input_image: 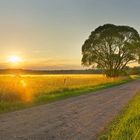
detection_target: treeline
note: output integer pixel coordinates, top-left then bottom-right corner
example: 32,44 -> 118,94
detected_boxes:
0,67 -> 139,75
0,69 -> 102,75
127,66 -> 140,75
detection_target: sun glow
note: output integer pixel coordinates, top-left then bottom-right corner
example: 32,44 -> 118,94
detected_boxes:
8,55 -> 22,64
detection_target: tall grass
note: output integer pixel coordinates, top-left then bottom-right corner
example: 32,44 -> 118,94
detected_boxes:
99,92 -> 140,140
0,74 -> 126,102
0,74 -> 134,113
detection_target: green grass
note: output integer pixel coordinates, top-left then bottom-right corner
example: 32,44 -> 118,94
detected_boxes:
99,91 -> 140,140
0,77 -> 134,114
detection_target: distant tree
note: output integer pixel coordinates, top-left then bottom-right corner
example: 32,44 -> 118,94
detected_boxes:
82,24 -> 140,77
130,66 -> 140,75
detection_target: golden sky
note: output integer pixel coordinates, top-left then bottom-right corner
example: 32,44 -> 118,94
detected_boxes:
0,0 -> 140,69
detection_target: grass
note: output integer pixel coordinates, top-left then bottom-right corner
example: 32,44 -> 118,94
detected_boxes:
0,74 -> 138,113
99,91 -> 140,140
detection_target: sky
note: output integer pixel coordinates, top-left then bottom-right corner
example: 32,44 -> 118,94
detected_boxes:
0,0 -> 140,70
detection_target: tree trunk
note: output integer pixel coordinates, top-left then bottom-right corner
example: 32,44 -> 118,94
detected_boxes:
105,69 -> 120,77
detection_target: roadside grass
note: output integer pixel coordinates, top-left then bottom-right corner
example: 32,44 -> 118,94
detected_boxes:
0,76 -> 135,114
99,91 -> 140,140
34,78 -> 132,104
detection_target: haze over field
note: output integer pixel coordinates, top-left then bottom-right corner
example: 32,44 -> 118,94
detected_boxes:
0,0 -> 140,69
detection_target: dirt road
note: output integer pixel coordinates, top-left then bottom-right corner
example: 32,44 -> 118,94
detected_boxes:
0,80 -> 140,140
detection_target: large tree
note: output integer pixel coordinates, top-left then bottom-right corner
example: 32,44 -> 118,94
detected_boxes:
82,24 -> 140,77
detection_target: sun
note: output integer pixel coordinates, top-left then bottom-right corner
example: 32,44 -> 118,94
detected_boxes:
8,55 -> 22,64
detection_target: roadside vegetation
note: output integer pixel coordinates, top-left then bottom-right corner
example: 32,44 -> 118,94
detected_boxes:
99,91 -> 140,140
0,74 -> 136,113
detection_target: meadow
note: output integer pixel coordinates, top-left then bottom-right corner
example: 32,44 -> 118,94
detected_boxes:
0,74 -> 134,113
99,91 -> 140,140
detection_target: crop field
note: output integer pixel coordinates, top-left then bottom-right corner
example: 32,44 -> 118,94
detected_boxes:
0,74 -> 127,102
0,74 -> 133,113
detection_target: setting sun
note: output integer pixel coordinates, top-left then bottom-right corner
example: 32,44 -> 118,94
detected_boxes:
8,55 -> 22,64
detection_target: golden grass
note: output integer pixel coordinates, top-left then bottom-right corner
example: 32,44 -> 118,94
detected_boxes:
0,74 -> 126,102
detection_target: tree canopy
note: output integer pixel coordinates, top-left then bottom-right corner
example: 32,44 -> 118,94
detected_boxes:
82,24 -> 140,77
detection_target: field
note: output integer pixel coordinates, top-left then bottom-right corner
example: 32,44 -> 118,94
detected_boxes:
0,74 -> 127,102
99,91 -> 140,140
0,74 -> 134,113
